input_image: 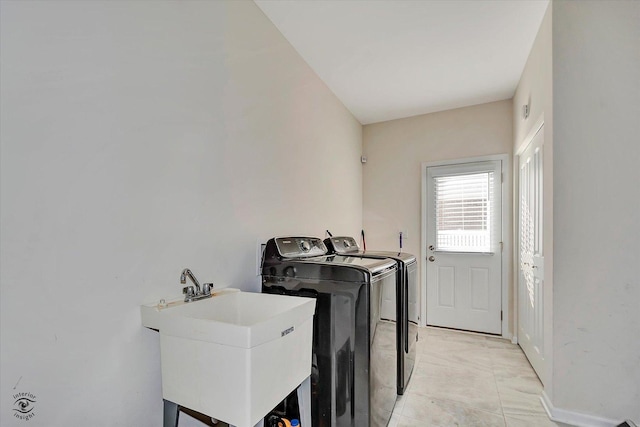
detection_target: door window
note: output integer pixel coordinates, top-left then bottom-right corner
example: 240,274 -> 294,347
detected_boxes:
433,171 -> 497,253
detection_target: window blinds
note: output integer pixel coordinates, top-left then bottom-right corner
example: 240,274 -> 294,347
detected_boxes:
434,172 -> 496,253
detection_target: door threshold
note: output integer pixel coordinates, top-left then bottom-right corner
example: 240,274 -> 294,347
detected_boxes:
423,324 -> 502,338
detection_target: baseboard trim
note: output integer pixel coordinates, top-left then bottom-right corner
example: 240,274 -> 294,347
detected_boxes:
540,391 -> 621,427
511,335 -> 518,345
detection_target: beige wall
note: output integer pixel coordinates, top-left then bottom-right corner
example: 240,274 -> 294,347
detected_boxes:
512,3 -> 554,390
551,0 -> 640,423
513,3 -> 553,151
363,100 -> 513,331
0,1 -> 361,426
515,2 -> 640,423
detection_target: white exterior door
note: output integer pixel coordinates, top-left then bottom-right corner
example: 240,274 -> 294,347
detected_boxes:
426,161 -> 503,334
518,126 -> 545,380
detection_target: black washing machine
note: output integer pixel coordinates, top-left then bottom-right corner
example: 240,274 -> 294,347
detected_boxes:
324,236 -> 418,395
261,237 -> 398,427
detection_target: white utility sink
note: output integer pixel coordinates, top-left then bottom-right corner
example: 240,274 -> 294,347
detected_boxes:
141,290 -> 316,427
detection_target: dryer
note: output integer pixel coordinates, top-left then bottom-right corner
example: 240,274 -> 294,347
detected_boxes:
261,237 -> 397,427
324,236 -> 418,395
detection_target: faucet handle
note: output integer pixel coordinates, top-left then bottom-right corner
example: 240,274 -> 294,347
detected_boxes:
183,285 -> 195,297
203,283 -> 213,295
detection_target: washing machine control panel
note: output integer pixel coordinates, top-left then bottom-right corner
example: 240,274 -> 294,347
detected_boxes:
328,236 -> 360,254
275,237 -> 327,258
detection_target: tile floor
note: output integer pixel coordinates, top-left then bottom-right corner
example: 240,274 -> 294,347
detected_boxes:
390,326 -> 560,427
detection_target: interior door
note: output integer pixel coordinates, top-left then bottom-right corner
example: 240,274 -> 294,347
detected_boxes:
426,161 -> 502,334
518,126 -> 545,380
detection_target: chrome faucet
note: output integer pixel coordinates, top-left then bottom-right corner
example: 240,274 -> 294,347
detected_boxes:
180,268 -> 201,293
180,268 -> 212,302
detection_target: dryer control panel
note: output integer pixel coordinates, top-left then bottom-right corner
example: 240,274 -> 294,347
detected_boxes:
325,236 -> 360,254
274,237 -> 327,258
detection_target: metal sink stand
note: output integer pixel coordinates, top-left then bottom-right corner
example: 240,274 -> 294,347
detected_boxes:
162,376 -> 311,427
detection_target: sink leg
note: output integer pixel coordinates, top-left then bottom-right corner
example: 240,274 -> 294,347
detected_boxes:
163,399 -> 179,427
296,376 -> 311,427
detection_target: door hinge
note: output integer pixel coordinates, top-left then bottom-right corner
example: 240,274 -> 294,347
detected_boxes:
501,311 -> 503,321
501,172 -> 504,183
500,241 -> 503,252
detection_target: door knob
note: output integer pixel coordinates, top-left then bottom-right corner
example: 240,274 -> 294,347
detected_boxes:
428,256 -> 435,262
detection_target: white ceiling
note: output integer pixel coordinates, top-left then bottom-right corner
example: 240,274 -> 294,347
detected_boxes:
254,0 -> 549,124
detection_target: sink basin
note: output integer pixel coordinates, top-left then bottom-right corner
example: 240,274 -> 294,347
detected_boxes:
141,290 -> 316,427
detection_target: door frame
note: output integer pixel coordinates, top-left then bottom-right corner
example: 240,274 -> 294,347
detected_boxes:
421,154 -> 511,339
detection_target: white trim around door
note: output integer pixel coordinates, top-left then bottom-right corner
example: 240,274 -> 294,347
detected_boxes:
421,154 -> 512,339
